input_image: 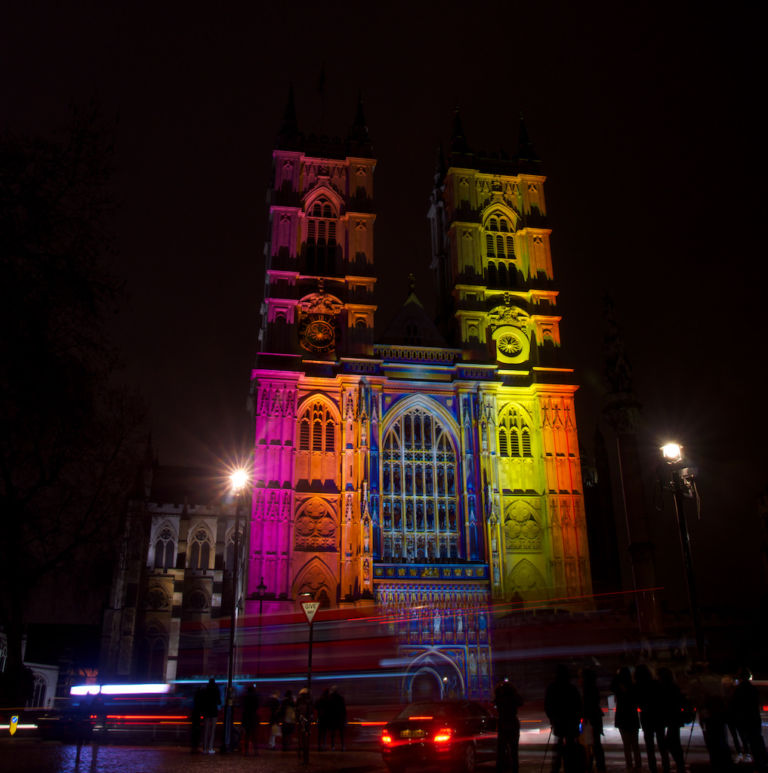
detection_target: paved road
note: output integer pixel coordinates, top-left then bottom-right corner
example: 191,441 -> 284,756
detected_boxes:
0,731 -> 717,773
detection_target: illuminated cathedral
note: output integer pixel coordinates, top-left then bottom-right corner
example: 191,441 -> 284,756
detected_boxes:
245,94 -> 593,700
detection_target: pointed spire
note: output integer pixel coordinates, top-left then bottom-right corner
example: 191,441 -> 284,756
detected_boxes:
602,294 -> 634,396
346,90 -> 373,156
517,113 -> 540,169
317,63 -> 326,132
276,83 -> 301,150
450,108 -> 470,154
434,143 -> 446,183
348,91 -> 369,142
140,432 -> 156,498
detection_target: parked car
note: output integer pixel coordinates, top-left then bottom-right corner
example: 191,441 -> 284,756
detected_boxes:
380,700 -> 497,773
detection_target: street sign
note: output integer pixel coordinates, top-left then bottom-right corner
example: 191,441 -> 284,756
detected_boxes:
301,600 -> 320,624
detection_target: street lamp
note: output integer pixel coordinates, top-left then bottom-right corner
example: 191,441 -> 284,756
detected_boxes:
254,577 -> 266,684
223,467 -> 250,753
658,442 -> 704,659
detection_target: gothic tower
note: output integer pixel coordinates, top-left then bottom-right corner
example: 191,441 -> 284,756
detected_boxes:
427,113 -> 592,605
249,92 -> 377,611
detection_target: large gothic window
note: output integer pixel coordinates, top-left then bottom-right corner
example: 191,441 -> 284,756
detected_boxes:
305,197 -> 337,275
153,526 -> 176,569
381,406 -> 460,561
498,406 -> 533,458
188,528 -> 212,569
298,401 -> 336,453
484,214 -> 516,287
485,215 -> 515,258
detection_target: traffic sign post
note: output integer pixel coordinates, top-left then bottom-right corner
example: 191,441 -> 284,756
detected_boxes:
301,601 -> 319,624
301,600 -> 320,692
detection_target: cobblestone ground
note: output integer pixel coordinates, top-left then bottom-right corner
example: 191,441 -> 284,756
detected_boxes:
0,737 -> 716,773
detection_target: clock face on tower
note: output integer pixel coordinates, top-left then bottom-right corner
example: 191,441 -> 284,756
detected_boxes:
497,333 -> 523,357
493,326 -> 529,364
302,318 -> 335,352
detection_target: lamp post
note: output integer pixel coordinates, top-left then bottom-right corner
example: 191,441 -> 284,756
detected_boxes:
299,592 -> 319,692
223,468 -> 249,753
659,443 -> 704,659
254,576 -> 266,684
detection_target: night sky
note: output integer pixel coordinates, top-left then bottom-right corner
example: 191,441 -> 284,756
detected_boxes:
3,2 -> 765,611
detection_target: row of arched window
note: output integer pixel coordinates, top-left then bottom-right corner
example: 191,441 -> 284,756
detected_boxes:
486,232 -> 515,259
486,261 -> 517,287
291,399 -> 535,563
305,197 -> 337,274
152,526 -> 241,570
295,399 -> 535,460
498,408 -> 533,458
486,216 -> 511,232
298,402 -> 336,452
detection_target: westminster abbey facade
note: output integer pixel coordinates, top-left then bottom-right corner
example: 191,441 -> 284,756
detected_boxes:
244,95 -> 593,700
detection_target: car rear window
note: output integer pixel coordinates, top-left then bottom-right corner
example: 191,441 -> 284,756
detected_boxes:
395,702 -> 453,720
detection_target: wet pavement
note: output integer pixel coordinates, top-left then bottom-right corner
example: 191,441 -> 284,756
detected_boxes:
0,732 -> 716,773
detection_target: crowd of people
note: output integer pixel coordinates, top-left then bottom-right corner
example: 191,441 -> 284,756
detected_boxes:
494,663 -> 766,773
188,679 -> 346,759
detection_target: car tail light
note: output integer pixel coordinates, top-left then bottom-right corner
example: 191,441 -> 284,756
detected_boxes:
381,731 -> 393,745
434,728 -> 453,744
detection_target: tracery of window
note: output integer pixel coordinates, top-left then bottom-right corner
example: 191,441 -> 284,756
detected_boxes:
381,406 -> 460,561
498,406 -> 533,458
298,401 -> 337,453
484,215 -> 515,259
154,526 -> 176,569
188,528 -> 212,570
29,672 -> 46,707
305,197 -> 337,275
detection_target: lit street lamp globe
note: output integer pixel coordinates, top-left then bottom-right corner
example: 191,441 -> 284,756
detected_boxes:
229,468 -> 249,493
660,442 -> 683,463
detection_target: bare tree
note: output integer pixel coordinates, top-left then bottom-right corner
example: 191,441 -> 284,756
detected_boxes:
0,104 -> 145,705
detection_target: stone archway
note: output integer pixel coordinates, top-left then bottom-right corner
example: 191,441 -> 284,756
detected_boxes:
403,648 -> 465,702
410,668 -> 443,701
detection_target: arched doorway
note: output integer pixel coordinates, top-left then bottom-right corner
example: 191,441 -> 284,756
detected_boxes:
410,668 -> 442,701
404,650 -> 465,702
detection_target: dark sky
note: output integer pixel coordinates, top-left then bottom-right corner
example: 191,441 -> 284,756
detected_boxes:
3,2 -> 765,609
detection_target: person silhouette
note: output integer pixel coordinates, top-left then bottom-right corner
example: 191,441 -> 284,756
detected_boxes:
580,667 -> 605,772
494,677 -> 523,773
610,667 -> 641,770
200,677 -> 220,754
657,667 -> 686,773
241,683 -> 260,756
634,664 -> 663,773
545,664 -> 583,773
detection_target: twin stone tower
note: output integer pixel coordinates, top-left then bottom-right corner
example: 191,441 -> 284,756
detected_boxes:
247,95 -> 592,699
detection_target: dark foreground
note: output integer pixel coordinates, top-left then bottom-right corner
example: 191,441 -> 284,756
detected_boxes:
0,727 -> 719,773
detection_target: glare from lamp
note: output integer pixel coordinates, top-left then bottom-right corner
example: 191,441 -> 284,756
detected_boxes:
230,468 -> 249,493
661,443 -> 683,463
